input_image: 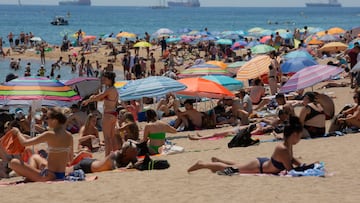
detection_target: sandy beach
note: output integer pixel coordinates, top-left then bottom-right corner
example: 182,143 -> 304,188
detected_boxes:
1,36 -> 360,203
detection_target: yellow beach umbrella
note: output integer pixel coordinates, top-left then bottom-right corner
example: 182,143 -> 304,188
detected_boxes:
114,81 -> 128,89
316,31 -> 326,37
236,55 -> 271,81
116,32 -> 137,38
104,38 -> 119,43
206,61 -> 228,70
319,42 -> 348,52
72,31 -> 86,38
133,41 -> 152,48
307,38 -> 324,45
327,27 -> 346,35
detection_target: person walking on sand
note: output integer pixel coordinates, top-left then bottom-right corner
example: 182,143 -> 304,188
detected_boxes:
82,72 -> 119,156
40,44 -> 45,64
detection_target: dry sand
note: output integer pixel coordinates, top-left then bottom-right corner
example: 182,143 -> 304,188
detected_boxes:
1,47 -> 360,202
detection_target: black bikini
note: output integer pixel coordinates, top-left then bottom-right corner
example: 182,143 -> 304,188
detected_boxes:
257,157 -> 286,173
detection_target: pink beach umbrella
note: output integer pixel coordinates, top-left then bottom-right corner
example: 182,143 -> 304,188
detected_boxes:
280,65 -> 343,93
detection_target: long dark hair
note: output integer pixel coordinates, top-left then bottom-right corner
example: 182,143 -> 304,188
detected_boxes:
283,116 -> 303,139
102,71 -> 116,86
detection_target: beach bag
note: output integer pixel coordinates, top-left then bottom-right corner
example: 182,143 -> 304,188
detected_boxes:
228,124 -> 259,148
136,154 -> 170,171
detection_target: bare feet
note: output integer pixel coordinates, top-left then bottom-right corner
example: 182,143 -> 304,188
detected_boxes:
188,133 -> 203,140
187,161 -> 204,173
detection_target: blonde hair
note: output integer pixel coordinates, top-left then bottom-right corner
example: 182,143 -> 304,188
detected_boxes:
84,113 -> 97,129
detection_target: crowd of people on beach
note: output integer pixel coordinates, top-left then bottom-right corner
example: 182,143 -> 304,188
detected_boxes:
1,24 -> 360,181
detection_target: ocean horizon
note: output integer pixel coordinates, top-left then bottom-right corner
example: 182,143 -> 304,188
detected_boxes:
1,5 -> 359,46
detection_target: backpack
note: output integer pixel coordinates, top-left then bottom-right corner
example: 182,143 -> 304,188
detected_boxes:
228,124 -> 259,148
136,154 -> 170,171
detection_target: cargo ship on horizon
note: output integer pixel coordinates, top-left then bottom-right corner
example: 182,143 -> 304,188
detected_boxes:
306,0 -> 341,7
168,0 -> 200,7
59,0 -> 91,6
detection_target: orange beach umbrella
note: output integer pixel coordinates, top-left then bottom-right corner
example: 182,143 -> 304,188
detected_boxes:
206,61 -> 228,70
176,77 -> 234,99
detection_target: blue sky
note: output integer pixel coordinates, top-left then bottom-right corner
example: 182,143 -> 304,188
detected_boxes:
1,0 -> 359,7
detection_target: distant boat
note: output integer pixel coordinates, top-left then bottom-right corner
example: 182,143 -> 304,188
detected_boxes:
151,0 -> 168,9
306,0 -> 341,7
168,0 -> 200,7
59,0 -> 91,6
18,0 -> 22,6
51,16 -> 69,26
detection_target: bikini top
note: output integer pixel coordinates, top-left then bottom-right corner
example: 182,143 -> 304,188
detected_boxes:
304,105 -> 324,121
48,146 -> 71,154
271,157 -> 286,171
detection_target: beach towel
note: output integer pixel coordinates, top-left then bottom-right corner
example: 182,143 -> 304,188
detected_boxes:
0,129 -> 24,155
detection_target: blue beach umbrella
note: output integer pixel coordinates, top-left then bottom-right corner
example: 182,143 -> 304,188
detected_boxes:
348,39 -> 360,49
200,36 -> 216,41
178,28 -> 192,34
281,57 -> 318,73
118,76 -> 186,101
166,37 -> 181,43
246,41 -> 261,48
284,50 -> 314,60
250,44 -> 275,54
202,75 -> 243,91
216,39 -> 233,45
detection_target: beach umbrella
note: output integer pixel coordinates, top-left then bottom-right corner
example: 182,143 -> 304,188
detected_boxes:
178,64 -> 230,78
280,65 -> 343,93
116,32 -> 137,38
319,34 -> 339,42
199,36 -> 216,41
246,41 -> 261,48
280,58 -> 318,74
318,42 -> 348,52
177,78 -> 234,99
114,81 -> 128,89
0,77 -> 81,106
30,37 -> 42,42
133,41 -> 152,48
347,39 -> 360,49
236,55 -> 271,81
284,50 -> 313,60
118,76 -> 186,101
235,30 -> 246,36
231,40 -> 248,50
206,61 -> 228,70
81,35 -> 97,43
202,75 -> 244,91
216,39 -> 233,45
259,29 -> 274,37
104,38 -> 119,43
248,27 -> 264,34
64,77 -> 101,98
327,27 -> 346,35
153,28 -> 174,37
166,37 -> 181,43
250,44 -> 275,54
259,35 -> 272,44
227,61 -> 246,75
307,38 -> 324,45
188,30 -> 199,35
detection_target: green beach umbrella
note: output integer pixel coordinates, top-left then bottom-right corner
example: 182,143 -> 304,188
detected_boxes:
250,44 -> 275,54
216,39 -> 233,45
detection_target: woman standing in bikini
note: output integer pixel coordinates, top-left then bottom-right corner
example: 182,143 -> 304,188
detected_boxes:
6,107 -> 73,182
188,117 -> 309,175
82,72 -> 119,156
141,109 -> 177,154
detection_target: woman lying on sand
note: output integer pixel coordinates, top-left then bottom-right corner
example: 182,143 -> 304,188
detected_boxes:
188,117 -> 310,175
66,141 -> 138,174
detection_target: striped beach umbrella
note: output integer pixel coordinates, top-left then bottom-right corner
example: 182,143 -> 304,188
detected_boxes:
236,55 -> 271,81
179,64 -> 230,78
118,76 -> 186,101
0,77 -> 81,106
202,75 -> 244,91
280,65 -> 343,93
206,61 -> 228,70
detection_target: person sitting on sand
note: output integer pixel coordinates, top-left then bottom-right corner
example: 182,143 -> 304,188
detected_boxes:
156,94 -> 177,117
66,141 -> 137,174
78,113 -> 101,152
115,112 -> 139,148
1,107 -> 73,182
299,92 -> 326,138
187,116 -> 309,175
173,99 -> 203,131
249,78 -> 266,105
141,109 -> 177,154
329,91 -> 360,132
